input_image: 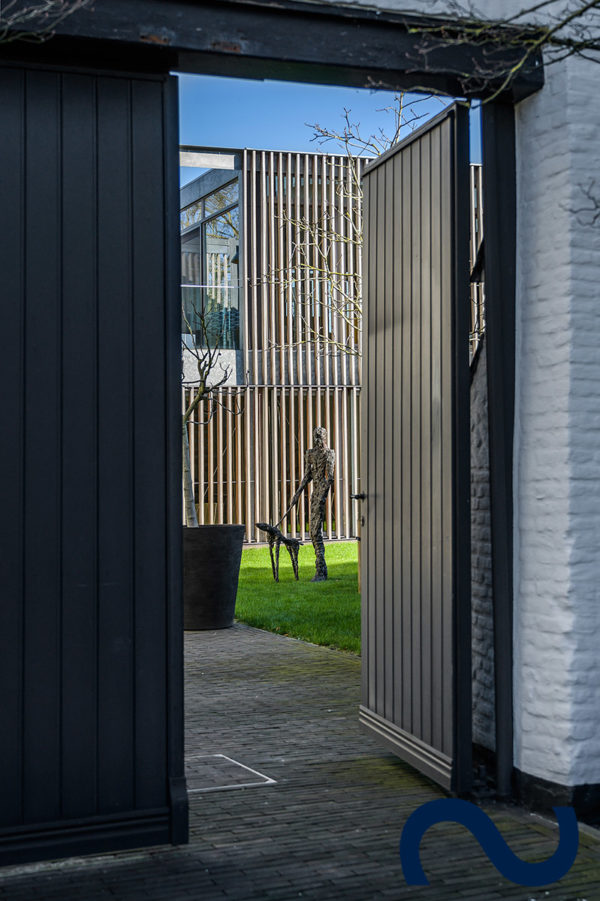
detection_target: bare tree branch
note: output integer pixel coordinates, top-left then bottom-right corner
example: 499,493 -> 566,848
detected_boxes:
264,93 -> 450,364
181,301 -> 247,526
573,179 -> 600,225
399,0 -> 600,101
0,0 -> 93,44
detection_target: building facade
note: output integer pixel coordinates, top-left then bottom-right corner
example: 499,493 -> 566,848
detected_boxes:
180,148 -> 365,543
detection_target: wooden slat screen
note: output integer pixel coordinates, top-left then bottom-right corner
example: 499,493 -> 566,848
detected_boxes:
241,150 -> 363,387
184,385 -> 361,543
184,150 -> 365,542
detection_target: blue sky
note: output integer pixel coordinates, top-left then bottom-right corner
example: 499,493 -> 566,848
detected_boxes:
178,74 -> 482,185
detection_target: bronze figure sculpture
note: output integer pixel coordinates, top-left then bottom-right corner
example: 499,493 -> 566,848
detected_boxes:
255,522 -> 302,582
279,426 -> 335,581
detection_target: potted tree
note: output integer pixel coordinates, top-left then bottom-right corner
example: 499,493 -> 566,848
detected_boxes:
182,303 -> 245,630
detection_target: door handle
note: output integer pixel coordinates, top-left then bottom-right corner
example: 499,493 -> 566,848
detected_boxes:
351,493 -> 366,500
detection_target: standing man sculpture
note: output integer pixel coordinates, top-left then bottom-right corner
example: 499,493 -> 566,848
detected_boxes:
278,426 -> 335,582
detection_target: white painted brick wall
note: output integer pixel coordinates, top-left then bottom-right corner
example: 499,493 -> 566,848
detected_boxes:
563,56 -> 600,784
512,57 -> 574,787
316,0 -> 600,788
513,52 -> 600,787
470,339 -> 495,752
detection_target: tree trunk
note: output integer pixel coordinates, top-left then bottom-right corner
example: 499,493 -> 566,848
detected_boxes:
182,421 -> 199,528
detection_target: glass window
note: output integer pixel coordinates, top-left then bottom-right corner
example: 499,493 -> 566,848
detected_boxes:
181,230 -> 203,344
205,205 -> 239,241
203,207 -> 240,349
181,229 -> 200,285
180,200 -> 203,231
181,185 -> 240,350
204,181 -> 238,217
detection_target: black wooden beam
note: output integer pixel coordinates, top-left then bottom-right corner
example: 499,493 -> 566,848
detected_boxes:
481,102 -> 516,801
3,0 -> 544,101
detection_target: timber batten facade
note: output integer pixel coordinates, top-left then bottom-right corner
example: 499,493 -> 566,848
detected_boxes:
181,149 -> 365,543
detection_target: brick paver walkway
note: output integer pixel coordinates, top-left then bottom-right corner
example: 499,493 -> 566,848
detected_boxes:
1,623 -> 599,900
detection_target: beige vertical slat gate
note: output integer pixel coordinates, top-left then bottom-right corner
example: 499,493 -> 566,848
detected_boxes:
359,105 -> 473,794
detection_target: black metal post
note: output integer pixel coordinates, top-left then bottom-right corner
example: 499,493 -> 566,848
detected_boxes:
481,102 -> 516,800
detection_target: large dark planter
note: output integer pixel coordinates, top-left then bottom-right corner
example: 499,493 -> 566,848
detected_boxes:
183,525 -> 245,630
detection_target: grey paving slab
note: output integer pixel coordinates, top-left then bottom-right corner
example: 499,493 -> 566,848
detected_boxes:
1,623 -> 599,900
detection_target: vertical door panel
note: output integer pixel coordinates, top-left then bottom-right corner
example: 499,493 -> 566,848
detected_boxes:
96,73 -> 135,816
360,105 -> 471,793
0,63 -> 186,865
0,66 -> 25,829
61,72 -> 100,819
23,69 -> 62,824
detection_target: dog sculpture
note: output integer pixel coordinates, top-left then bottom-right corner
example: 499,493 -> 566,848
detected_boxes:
255,522 -> 303,582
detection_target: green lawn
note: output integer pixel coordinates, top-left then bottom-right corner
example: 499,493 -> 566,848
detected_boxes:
235,541 -> 361,654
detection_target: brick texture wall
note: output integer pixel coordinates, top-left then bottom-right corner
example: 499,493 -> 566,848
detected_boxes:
564,56 -> 600,785
514,53 -> 600,786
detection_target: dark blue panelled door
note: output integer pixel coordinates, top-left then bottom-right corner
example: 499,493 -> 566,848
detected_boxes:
0,63 -> 187,865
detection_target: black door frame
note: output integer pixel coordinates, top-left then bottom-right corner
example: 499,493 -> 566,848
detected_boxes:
0,0 -> 534,864
480,103 -> 517,800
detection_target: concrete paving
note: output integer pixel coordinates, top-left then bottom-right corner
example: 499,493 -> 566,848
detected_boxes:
1,623 -> 599,900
